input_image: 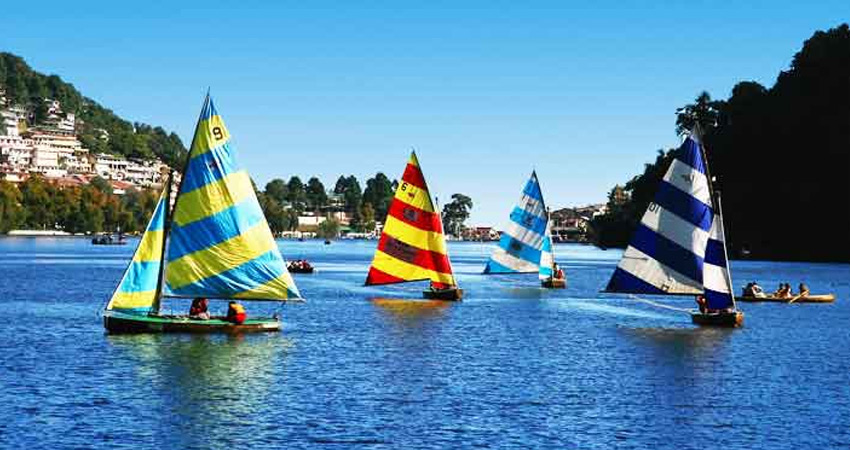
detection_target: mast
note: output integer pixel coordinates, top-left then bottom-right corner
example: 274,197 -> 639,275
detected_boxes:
151,172 -> 173,315
151,93 -> 207,314
695,128 -> 738,311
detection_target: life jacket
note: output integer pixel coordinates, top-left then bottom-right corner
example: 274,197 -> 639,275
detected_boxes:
227,303 -> 247,324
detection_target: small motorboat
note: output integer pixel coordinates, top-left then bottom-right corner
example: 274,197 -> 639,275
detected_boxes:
92,234 -> 127,245
735,294 -> 835,303
287,260 -> 315,274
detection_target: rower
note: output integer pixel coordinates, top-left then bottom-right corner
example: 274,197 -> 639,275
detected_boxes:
751,282 -> 766,298
798,282 -> 810,298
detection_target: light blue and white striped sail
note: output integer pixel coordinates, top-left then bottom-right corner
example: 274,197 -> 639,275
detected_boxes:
606,133 -> 714,296
483,171 -> 548,274
538,221 -> 555,280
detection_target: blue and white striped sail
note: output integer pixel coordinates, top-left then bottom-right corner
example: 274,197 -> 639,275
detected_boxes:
483,171 -> 548,274
703,212 -> 735,310
606,134 -> 714,295
538,221 -> 555,280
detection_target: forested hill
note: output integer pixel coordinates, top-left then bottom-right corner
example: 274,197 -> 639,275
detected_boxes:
0,52 -> 186,168
592,23 -> 850,262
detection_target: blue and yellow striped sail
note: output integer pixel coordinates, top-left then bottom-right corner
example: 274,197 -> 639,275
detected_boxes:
484,171 -> 549,274
606,132 -> 735,310
164,95 -> 301,301
105,186 -> 168,314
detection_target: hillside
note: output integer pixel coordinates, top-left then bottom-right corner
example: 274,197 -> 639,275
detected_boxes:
0,52 -> 186,168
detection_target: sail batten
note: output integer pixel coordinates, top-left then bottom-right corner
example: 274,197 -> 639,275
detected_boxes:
164,95 -> 300,301
484,172 -> 550,275
365,151 -> 457,288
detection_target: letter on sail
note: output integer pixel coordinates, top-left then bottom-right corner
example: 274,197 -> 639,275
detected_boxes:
105,187 -> 168,314
165,95 -> 300,301
365,151 -> 457,289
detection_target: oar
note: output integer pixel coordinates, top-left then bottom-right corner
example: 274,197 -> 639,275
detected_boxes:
787,294 -> 802,304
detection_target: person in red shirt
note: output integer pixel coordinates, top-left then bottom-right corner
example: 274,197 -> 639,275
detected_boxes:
226,301 -> 247,324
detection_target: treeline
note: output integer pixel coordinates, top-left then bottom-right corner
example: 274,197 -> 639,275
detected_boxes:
0,177 -> 158,234
255,173 -> 395,235
592,24 -> 850,262
255,173 -> 473,236
0,52 -> 187,168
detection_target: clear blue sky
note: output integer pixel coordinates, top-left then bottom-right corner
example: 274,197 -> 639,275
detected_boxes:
3,1 -> 846,225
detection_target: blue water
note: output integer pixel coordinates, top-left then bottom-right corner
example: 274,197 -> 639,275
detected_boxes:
1,237 -> 848,449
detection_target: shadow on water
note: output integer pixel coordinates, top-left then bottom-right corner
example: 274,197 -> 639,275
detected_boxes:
618,326 -> 737,365
106,333 -> 294,448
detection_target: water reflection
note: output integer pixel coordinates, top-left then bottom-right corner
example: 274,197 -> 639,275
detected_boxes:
107,333 -> 293,449
370,298 -> 451,324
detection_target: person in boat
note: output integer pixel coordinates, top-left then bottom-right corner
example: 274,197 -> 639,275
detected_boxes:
774,283 -> 788,298
226,301 -> 247,324
189,297 -> 210,320
751,282 -> 766,298
553,263 -> 565,280
743,282 -> 754,297
798,282 -> 810,298
695,295 -> 708,314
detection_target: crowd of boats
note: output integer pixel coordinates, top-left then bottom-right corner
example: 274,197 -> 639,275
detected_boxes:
100,94 -> 835,334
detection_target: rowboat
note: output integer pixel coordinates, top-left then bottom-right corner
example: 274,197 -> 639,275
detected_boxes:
483,171 -> 567,290
735,294 -> 835,303
102,94 -> 303,334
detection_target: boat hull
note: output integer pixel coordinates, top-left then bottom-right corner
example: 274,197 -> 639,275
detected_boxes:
691,311 -> 744,328
288,267 -> 315,274
735,294 -> 835,303
422,288 -> 464,301
541,278 -> 566,289
104,313 -> 281,334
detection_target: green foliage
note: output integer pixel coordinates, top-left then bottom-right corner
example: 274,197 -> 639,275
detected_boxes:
265,178 -> 289,205
2,176 -> 159,234
362,172 -> 394,223
0,181 -> 24,232
316,217 -> 340,239
441,193 -> 473,237
334,175 -> 362,212
591,23 -> 850,261
354,202 -> 376,233
305,177 -> 328,209
0,52 -> 187,168
286,176 -> 307,211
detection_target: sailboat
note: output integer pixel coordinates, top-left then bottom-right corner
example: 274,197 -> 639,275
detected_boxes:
603,131 -> 744,327
102,94 -> 302,333
483,171 -> 565,288
365,151 -> 463,301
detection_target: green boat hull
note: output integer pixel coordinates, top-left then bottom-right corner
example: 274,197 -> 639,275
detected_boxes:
103,313 -> 281,334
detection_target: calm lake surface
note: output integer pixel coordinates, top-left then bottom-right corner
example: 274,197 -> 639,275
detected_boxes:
1,237 -> 848,449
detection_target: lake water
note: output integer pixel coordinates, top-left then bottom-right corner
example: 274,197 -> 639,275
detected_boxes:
1,237 -> 848,449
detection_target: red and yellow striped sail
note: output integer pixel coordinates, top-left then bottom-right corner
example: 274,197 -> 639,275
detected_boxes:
365,152 -> 457,289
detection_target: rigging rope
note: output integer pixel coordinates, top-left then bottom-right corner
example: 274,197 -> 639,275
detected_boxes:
627,294 -> 693,314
